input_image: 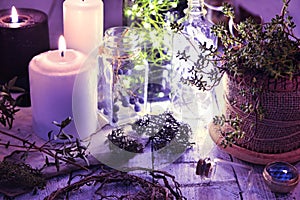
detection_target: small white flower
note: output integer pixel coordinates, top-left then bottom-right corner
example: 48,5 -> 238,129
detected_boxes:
136,11 -> 142,17
125,10 -> 132,16
164,21 -> 172,31
149,3 -> 154,9
132,4 -> 138,11
143,22 -> 151,29
170,2 -> 177,8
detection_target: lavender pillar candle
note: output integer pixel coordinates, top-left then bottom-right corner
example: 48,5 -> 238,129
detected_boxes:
0,7 -> 50,90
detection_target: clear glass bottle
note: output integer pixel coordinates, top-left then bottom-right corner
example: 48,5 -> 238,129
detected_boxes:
98,26 -> 149,126
178,0 -> 218,47
172,0 -> 218,124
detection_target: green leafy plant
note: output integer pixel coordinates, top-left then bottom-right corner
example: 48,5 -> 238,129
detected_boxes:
123,0 -> 179,65
0,77 -> 24,128
177,0 -> 299,90
174,0 -> 300,146
123,0 -> 178,30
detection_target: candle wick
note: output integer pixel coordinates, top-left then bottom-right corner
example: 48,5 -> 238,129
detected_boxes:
61,51 -> 65,57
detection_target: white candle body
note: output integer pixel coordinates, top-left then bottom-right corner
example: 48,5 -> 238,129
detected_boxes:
29,49 -> 98,140
63,0 -> 104,55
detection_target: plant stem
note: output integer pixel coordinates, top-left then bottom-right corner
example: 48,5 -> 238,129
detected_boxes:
0,129 -> 88,171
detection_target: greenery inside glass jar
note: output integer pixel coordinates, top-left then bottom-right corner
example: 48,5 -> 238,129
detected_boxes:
123,0 -> 185,102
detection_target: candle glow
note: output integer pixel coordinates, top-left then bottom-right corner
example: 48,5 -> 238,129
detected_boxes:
11,6 -> 18,23
58,35 -> 67,57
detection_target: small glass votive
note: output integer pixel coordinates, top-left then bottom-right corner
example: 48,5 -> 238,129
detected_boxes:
263,161 -> 299,193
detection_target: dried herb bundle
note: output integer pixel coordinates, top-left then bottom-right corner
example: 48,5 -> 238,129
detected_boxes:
0,161 -> 46,190
108,112 -> 194,153
108,127 -> 144,153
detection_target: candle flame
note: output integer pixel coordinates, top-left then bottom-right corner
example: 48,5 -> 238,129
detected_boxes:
11,6 -> 18,23
58,35 -> 67,57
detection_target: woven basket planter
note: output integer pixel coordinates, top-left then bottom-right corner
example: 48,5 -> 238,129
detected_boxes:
223,73 -> 300,154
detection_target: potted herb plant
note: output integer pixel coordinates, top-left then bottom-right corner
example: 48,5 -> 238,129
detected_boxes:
175,0 -> 300,164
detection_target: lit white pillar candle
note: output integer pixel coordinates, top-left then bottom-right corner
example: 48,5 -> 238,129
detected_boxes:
63,0 -> 104,55
29,36 -> 98,141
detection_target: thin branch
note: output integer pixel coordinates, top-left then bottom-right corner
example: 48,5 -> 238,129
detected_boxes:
0,129 -> 88,171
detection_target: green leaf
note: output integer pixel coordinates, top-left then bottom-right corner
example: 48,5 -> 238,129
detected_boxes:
7,76 -> 17,88
45,156 -> 50,166
48,130 -> 53,140
10,86 -> 25,93
61,117 -> 72,129
57,133 -> 73,141
55,157 -> 60,172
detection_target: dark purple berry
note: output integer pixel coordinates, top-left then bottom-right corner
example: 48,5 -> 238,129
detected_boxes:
138,97 -> 144,104
103,109 -> 109,115
113,105 -> 120,112
129,96 -> 136,104
134,104 -> 141,112
122,100 -> 129,107
121,98 -> 129,107
118,69 -> 123,75
98,102 -> 105,109
112,116 -> 118,123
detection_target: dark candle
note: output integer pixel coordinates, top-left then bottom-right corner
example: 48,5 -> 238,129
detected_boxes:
0,7 -> 50,90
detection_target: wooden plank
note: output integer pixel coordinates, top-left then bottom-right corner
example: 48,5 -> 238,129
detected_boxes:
231,157 -> 300,200
1,104 -> 299,200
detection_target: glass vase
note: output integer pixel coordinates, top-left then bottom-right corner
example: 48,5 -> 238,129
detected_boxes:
98,26 -> 149,126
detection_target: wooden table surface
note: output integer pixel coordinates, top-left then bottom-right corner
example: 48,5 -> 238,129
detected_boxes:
0,104 -> 299,200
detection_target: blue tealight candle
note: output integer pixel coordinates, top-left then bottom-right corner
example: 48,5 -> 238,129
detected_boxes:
263,161 -> 299,193
267,162 -> 296,181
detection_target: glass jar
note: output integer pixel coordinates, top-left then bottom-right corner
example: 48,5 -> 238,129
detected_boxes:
171,0 -> 218,125
94,26 -> 190,171
98,26 -> 149,126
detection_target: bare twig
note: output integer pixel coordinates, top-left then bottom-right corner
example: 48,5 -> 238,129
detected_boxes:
44,167 -> 185,200
0,129 -> 88,171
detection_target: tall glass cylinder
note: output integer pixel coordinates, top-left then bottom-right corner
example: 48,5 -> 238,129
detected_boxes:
98,26 -> 149,126
172,0 -> 218,124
